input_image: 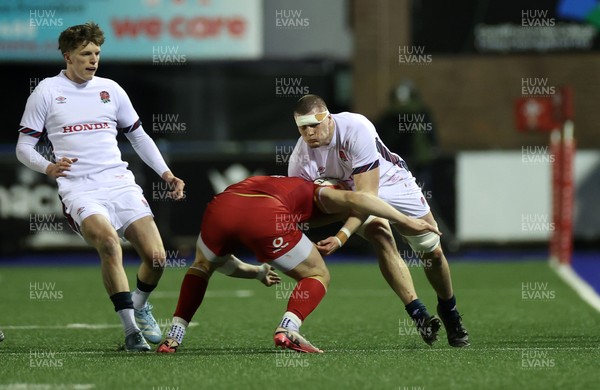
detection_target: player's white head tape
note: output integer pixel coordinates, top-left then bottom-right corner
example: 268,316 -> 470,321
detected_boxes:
294,110 -> 329,127
403,231 -> 441,253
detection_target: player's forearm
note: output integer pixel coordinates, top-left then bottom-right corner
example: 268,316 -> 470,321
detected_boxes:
340,213 -> 367,236
220,263 -> 260,279
215,256 -> 266,280
346,191 -> 411,227
335,168 -> 380,244
15,134 -> 51,174
125,127 -> 170,177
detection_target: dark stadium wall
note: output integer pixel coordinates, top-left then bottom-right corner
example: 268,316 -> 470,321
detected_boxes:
352,0 -> 600,151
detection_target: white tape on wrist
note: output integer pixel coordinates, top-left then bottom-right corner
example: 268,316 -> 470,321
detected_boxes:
340,227 -> 351,238
333,236 -> 343,248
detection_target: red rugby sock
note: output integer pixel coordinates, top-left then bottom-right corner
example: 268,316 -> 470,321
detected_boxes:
173,271 -> 209,323
286,277 -> 327,321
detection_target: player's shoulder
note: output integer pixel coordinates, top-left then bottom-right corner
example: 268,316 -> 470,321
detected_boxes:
333,112 -> 374,129
333,111 -> 370,122
37,74 -> 59,87
27,75 -> 64,105
92,75 -> 122,89
32,73 -> 62,94
333,112 -> 375,137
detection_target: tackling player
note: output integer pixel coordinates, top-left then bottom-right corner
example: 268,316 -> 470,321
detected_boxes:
15,22 -> 185,352
288,94 -> 469,347
157,175 -> 441,353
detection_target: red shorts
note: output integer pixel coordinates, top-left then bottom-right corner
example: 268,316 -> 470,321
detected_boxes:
198,192 -> 312,265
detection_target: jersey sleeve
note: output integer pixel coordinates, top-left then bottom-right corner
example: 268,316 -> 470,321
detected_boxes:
113,81 -> 140,133
16,132 -> 51,174
348,115 -> 380,175
124,125 -> 170,177
19,79 -> 51,137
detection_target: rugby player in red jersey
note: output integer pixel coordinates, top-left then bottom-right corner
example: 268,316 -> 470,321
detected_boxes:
157,175 -> 440,353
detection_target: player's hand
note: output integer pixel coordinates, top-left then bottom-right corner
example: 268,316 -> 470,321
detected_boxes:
162,171 -> 185,200
316,236 -> 341,256
45,157 -> 78,178
406,218 -> 443,236
258,264 -> 281,287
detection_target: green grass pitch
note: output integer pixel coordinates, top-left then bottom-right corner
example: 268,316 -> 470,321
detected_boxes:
0,259 -> 599,389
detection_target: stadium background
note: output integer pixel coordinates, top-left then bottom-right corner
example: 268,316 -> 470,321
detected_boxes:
0,1 -> 599,389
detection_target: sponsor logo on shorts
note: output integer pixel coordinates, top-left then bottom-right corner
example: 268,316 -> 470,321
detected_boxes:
76,207 -> 85,216
272,237 -> 290,253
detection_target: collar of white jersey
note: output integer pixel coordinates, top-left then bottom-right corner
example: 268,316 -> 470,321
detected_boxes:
59,70 -> 93,87
294,110 -> 330,127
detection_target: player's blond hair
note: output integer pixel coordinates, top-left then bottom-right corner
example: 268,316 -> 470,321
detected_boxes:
294,94 -> 328,115
58,22 -> 105,54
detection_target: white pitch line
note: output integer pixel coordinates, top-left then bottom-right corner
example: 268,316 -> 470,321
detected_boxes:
151,290 -> 254,299
2,322 -> 198,330
1,346 -> 598,357
325,344 -> 600,353
0,385 -> 95,390
551,261 -> 600,313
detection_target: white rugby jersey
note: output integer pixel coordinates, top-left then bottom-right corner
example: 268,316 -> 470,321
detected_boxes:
288,112 -> 413,189
19,71 -> 141,193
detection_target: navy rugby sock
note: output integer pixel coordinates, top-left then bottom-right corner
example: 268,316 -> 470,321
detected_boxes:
437,295 -> 458,317
405,298 -> 430,321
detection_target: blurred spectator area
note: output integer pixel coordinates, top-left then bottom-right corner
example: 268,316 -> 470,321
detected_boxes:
1,60 -> 351,145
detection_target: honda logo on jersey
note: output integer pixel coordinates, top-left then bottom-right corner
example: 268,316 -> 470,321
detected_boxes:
62,122 -> 110,133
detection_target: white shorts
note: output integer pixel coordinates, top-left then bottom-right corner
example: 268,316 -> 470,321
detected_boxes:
379,176 -> 430,218
61,183 -> 153,238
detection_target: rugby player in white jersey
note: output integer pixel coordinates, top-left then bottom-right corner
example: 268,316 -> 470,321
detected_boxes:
288,94 -> 469,347
15,22 -> 185,352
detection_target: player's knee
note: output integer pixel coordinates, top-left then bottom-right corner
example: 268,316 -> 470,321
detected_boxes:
191,255 -> 212,274
364,219 -> 394,244
364,220 -> 398,259
317,266 -> 330,288
94,234 -> 121,258
422,245 -> 444,268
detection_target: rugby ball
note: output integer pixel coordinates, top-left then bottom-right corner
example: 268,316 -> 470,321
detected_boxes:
313,177 -> 350,190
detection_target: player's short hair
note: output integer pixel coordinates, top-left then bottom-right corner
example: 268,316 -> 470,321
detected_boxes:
294,94 -> 328,115
58,22 -> 105,54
